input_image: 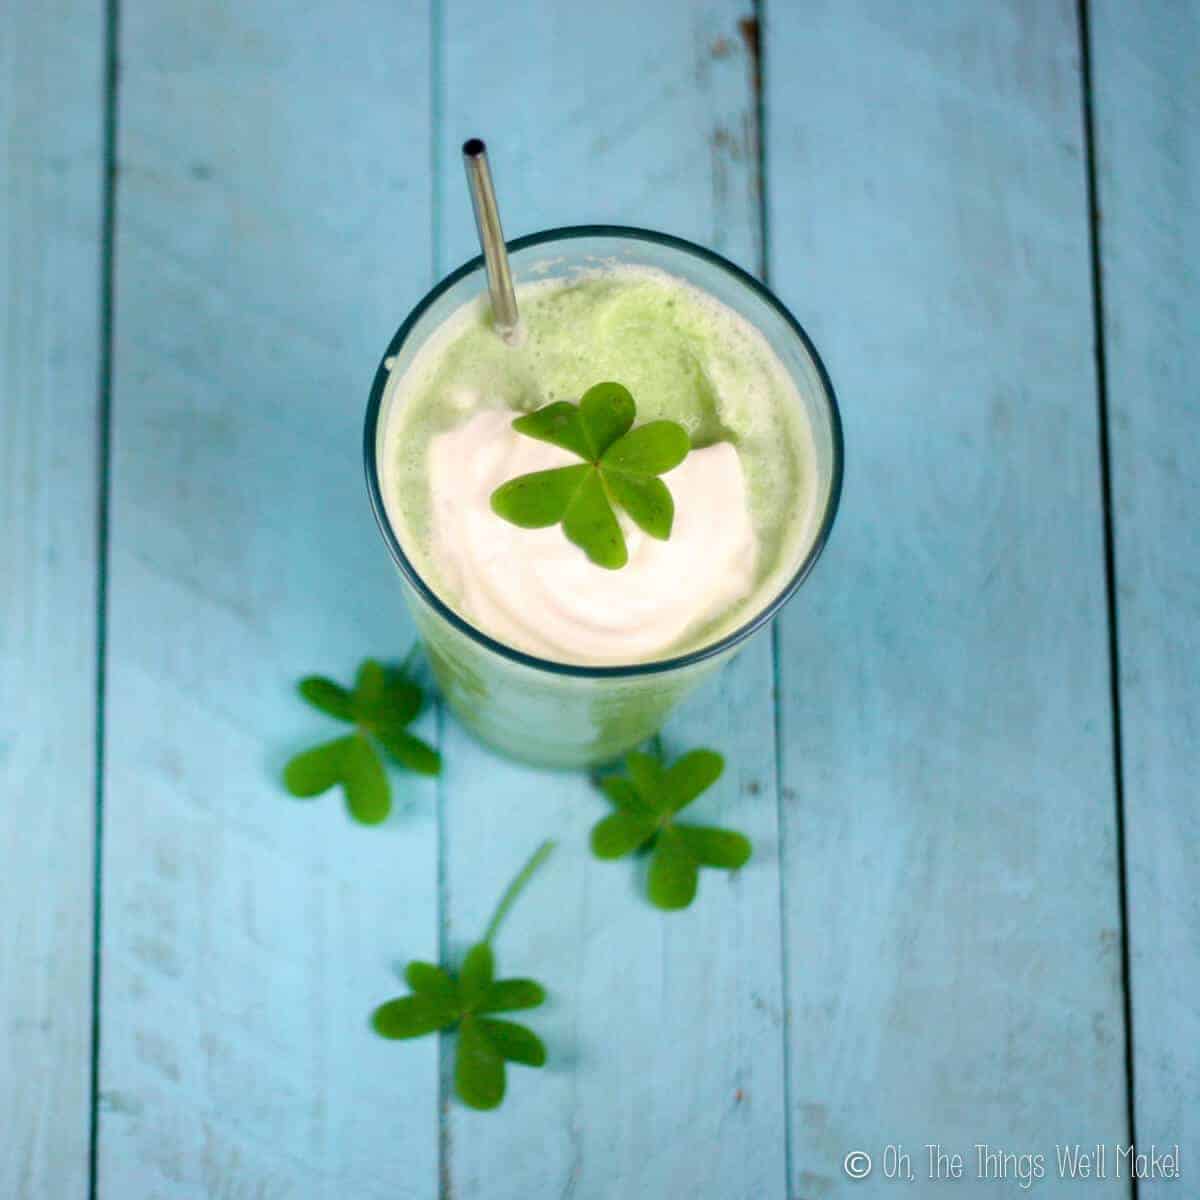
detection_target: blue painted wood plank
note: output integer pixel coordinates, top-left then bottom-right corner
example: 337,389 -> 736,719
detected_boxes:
1,3 -> 104,1196
1090,0 -> 1200,1168
768,3 -> 1129,1194
436,4 -> 787,1197
97,3 -> 439,1195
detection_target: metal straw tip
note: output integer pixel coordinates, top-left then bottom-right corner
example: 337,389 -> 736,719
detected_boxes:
462,136 -> 520,341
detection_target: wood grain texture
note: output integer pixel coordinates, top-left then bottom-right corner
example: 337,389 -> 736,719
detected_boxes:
436,3 -> 786,1197
1090,0 -> 1200,1167
767,3 -> 1129,1194
1,3 -> 103,1196
98,3 -> 438,1195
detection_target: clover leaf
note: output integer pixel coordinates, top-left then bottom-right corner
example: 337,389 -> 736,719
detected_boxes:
590,745 -> 751,910
371,841 -> 555,1110
282,655 -> 440,825
490,381 -> 691,569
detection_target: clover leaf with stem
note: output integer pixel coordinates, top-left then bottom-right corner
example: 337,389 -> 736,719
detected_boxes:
282,654 -> 440,825
590,744 -> 751,910
371,840 -> 555,1110
490,381 -> 691,569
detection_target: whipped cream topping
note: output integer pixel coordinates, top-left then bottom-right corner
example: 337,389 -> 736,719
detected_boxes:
425,410 -> 757,665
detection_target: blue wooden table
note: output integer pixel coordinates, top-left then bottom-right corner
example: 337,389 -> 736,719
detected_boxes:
3,2 -> 1197,1196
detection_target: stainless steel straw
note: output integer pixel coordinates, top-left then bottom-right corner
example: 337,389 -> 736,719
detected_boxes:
462,138 -> 520,339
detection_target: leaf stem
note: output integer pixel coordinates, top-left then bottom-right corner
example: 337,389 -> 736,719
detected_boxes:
484,839 -> 556,944
400,643 -> 422,677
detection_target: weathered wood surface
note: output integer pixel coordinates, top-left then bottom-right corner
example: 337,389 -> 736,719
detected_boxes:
0,3 -> 103,1197
10,1 -> 1200,1196
97,3 -> 439,1196
1090,0 -> 1200,1171
436,4 -> 787,1197
768,2 -> 1129,1194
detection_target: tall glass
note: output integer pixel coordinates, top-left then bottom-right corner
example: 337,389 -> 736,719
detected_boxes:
364,227 -> 842,768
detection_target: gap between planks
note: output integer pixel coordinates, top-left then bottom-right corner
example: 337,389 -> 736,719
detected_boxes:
1076,1 -> 1139,1189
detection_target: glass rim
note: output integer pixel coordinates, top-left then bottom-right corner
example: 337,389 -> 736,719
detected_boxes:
363,223 -> 844,680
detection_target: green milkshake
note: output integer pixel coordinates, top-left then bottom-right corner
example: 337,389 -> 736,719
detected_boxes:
365,230 -> 841,765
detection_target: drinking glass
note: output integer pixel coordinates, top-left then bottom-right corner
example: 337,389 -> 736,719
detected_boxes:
364,227 -> 842,768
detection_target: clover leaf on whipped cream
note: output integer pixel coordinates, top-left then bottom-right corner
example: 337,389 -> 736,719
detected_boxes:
489,381 -> 691,569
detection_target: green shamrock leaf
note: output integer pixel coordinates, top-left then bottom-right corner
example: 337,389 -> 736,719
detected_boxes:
590,745 -> 751,910
490,381 -> 691,569
282,654 -> 441,825
371,841 -> 554,1111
